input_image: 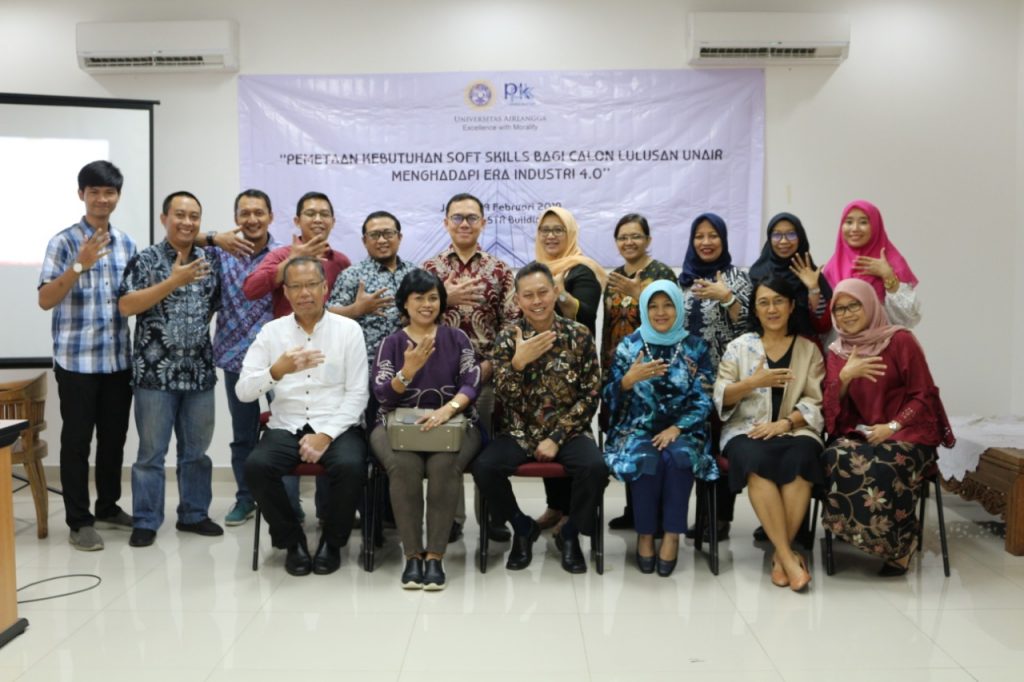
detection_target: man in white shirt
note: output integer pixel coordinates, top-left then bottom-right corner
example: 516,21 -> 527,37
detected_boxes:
236,256 -> 369,576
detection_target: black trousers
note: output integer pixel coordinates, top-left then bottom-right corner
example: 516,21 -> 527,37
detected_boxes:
245,426 -> 366,549
472,434 -> 608,536
54,364 -> 132,530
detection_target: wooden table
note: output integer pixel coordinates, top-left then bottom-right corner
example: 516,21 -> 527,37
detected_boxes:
1,419 -> 29,649
944,447 -> 1024,555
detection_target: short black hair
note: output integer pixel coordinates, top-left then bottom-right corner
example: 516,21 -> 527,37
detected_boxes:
78,160 -> 123,192
614,213 -> 650,239
162,191 -> 202,216
282,256 -> 326,285
234,189 -> 272,215
445,192 -> 484,216
361,210 -> 401,235
296,191 -> 333,217
749,275 -> 800,337
514,261 -> 555,292
395,268 -> 446,323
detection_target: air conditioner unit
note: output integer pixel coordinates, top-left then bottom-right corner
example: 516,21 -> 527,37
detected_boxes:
76,20 -> 239,73
689,12 -> 849,66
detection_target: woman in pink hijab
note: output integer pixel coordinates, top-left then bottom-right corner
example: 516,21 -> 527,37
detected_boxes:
820,279 -> 953,576
822,200 -> 921,328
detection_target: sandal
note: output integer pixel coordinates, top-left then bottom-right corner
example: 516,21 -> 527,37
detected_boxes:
788,553 -> 812,592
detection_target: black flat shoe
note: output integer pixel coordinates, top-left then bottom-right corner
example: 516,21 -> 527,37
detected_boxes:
423,559 -> 446,591
505,518 -> 540,570
558,533 -> 587,574
401,557 -> 424,589
685,520 -> 730,543
656,556 -> 678,577
285,539 -> 312,576
448,521 -> 463,543
635,550 -> 656,574
753,525 -> 768,542
312,538 -> 341,575
878,558 -> 911,577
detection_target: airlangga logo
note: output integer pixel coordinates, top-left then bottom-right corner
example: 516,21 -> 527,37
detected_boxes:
504,82 -> 535,105
465,81 -> 495,109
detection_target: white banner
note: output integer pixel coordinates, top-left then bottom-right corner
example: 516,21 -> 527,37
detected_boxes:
238,70 -> 764,268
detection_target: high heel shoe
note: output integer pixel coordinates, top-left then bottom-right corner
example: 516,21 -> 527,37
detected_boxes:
635,550 -> 656,574
788,553 -> 812,592
770,555 -> 789,588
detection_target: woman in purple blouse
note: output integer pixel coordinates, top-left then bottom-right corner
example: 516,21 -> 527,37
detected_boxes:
369,268 -> 482,591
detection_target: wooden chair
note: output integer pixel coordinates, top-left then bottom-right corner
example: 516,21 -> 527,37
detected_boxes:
0,374 -> 49,538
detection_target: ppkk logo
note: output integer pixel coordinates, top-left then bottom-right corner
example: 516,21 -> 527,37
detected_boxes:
504,82 -> 535,105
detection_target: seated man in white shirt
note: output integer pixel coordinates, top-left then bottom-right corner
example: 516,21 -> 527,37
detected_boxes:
237,256 -> 369,576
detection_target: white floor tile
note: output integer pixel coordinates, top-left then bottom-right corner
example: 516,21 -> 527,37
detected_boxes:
906,608 -> 1024,668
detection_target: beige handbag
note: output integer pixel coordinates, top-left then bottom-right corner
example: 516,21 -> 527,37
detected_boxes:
386,407 -> 467,452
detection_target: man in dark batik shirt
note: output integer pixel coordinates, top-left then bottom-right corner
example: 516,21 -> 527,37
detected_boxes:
118,191 -> 223,548
471,262 -> 608,574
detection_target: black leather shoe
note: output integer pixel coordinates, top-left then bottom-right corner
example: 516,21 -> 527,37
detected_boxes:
753,525 -> 768,542
608,509 -> 634,530
401,557 -> 424,589
448,521 -> 463,543
505,518 -> 540,570
129,528 -> 156,547
558,533 -> 587,574
487,523 -> 512,543
312,538 -> 341,575
685,520 -> 730,543
635,550 -> 656,574
285,539 -> 312,576
176,517 -> 224,536
423,559 -> 446,591
656,556 -> 678,577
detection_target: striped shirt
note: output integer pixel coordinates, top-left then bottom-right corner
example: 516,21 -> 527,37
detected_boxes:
38,219 -> 137,373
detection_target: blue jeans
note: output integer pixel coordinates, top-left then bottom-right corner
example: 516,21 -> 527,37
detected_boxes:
222,370 -> 307,516
131,387 -> 215,531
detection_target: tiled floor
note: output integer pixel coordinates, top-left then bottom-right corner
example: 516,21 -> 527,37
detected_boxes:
4,477 -> 1024,681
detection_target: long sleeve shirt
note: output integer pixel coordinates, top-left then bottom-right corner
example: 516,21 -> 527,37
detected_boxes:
235,312 -> 369,439
242,244 -> 350,318
492,315 -> 600,452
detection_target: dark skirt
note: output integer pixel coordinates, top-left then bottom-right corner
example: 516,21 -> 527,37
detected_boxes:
820,437 -> 937,560
724,434 -> 824,493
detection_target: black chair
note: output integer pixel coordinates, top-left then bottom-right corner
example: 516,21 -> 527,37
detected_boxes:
477,461 -> 604,574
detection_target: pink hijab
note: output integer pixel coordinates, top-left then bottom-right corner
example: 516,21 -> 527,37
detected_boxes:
828,279 -> 905,359
822,200 -> 919,300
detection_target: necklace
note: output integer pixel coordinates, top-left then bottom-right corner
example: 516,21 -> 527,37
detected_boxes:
642,338 -> 684,367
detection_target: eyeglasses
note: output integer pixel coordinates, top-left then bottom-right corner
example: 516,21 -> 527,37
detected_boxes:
615,233 -> 647,243
284,280 -> 325,292
832,301 -> 863,317
538,227 -> 567,237
447,213 -> 482,226
770,231 -> 799,243
755,297 -> 789,309
366,229 -> 398,241
300,210 -> 333,220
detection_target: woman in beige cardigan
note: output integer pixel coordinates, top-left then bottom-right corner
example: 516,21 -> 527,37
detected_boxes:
713,275 -> 825,592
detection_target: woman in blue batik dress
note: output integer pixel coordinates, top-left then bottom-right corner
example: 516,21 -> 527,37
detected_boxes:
603,280 -> 715,577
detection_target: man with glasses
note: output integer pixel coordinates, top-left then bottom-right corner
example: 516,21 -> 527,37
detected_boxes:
423,192 -> 519,542
328,211 -> 415,364
238,257 -> 368,576
243,191 -> 351,317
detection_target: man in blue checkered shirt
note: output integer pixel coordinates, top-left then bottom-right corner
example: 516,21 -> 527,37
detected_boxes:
37,160 -> 137,552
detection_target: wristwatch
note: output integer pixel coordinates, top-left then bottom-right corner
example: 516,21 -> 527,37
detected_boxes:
447,400 -> 461,412
558,292 -> 568,304
72,262 -> 85,274
887,420 -> 902,432
205,231 -> 216,247
396,370 -> 412,386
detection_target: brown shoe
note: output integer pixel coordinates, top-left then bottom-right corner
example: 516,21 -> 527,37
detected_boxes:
534,507 -> 564,531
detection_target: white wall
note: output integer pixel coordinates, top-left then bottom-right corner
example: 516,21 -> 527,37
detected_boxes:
0,0 -> 1020,471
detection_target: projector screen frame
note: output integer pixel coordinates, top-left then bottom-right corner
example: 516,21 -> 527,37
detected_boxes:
0,92 -> 158,369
